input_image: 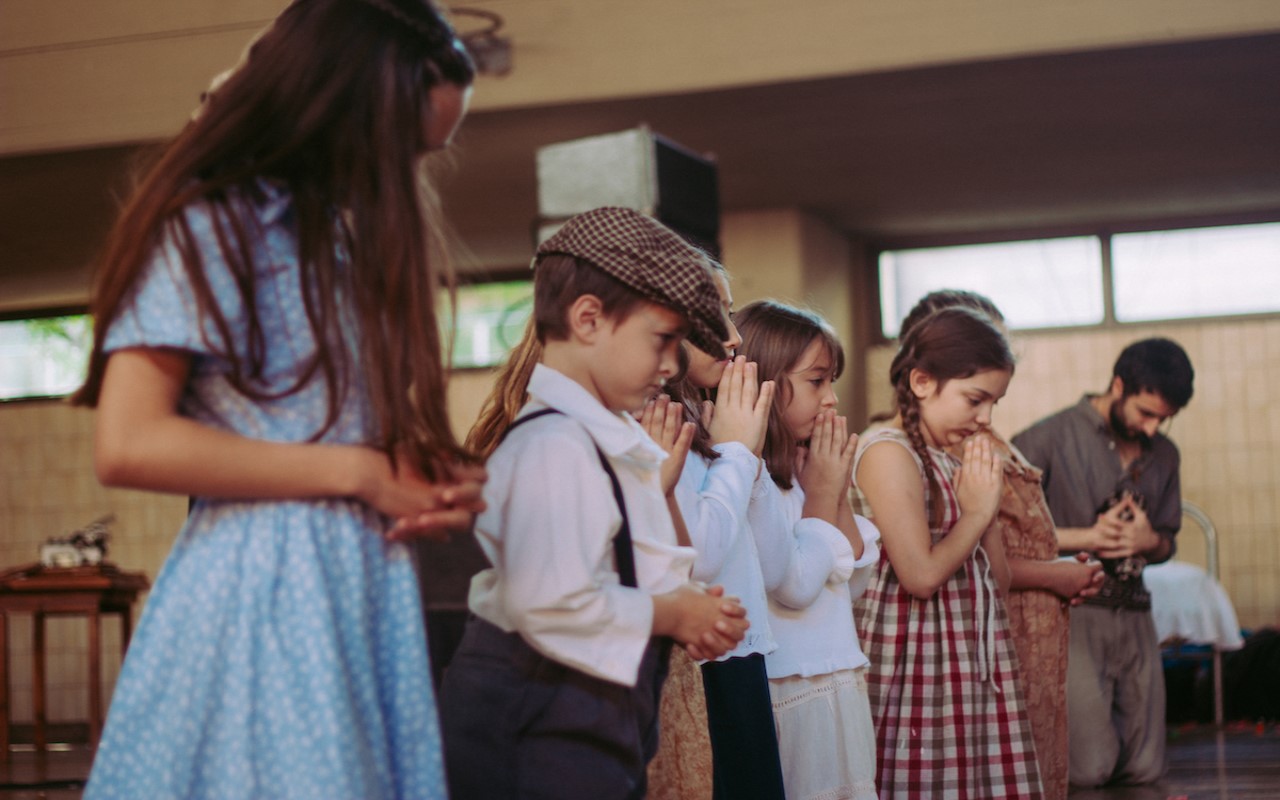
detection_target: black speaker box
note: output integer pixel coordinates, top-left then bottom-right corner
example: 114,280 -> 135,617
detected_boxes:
535,126 -> 720,256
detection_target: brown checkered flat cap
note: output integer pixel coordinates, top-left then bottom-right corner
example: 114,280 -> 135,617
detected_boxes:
534,207 -> 729,360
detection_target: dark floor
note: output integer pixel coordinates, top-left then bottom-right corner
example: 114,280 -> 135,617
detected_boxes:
2,723 -> 1277,798
1066,722 -> 1280,800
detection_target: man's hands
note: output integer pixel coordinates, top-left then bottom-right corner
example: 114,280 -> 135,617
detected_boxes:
1090,493 -> 1162,558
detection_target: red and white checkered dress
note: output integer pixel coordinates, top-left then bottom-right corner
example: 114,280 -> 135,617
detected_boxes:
853,428 -> 1043,799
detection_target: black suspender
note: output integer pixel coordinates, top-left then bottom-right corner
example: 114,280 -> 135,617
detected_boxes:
501,409 -> 638,588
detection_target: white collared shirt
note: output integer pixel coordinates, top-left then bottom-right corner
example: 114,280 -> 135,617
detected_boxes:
468,364 -> 696,687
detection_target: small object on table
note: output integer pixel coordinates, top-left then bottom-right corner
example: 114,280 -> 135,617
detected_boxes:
39,515 -> 114,569
0,562 -> 149,760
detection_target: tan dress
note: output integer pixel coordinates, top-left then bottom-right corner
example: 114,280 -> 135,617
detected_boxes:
646,647 -> 714,800
994,435 -> 1070,800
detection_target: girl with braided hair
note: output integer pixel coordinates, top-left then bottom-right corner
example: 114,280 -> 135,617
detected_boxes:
77,0 -> 479,796
853,306 -> 1044,798
889,291 -> 1102,799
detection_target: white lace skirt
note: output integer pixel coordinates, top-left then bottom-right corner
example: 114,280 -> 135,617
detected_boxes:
770,668 -> 879,800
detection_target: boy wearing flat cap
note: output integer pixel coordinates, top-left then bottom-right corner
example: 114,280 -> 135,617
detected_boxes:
440,207 -> 750,799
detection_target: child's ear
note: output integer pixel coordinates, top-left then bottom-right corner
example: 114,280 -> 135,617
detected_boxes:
909,368 -> 936,400
566,294 -> 606,343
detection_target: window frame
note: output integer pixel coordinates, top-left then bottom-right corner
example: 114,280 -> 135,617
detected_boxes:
0,267 -> 539,403
442,269 -> 535,372
0,304 -> 92,404
869,213 -> 1280,344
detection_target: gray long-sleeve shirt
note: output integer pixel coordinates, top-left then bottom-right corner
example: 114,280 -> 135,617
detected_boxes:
1012,395 -> 1181,610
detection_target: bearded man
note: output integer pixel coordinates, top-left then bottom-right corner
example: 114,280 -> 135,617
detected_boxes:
1013,338 -> 1195,790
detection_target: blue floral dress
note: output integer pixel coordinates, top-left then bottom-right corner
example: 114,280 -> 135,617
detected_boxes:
85,181 -> 447,799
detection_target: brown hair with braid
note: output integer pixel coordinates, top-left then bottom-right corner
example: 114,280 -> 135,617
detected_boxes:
889,306 -> 1014,527
735,300 -> 845,490
72,0 -> 476,480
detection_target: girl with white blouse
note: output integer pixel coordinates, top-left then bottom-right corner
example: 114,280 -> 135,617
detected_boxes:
736,300 -> 880,800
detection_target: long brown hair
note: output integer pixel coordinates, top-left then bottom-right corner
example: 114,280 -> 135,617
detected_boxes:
889,306 -> 1014,527
734,301 -> 845,490
72,0 -> 476,480
465,317 -> 542,459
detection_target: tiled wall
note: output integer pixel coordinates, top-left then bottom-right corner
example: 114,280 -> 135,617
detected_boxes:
2,315 -> 1277,727
0,401 -> 186,724
865,316 -> 1280,631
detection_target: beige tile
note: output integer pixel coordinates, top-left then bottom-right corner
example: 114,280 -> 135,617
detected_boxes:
1200,449 -> 1228,490
1244,367 -> 1269,408
1219,326 -> 1247,369
1242,324 -> 1269,368
8,647 -> 32,684
1224,449 -> 1250,482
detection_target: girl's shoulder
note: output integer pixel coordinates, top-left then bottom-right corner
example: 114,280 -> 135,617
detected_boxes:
854,423 -> 924,478
855,423 -> 915,460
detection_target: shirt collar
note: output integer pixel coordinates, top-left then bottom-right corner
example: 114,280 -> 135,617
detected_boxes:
526,363 -> 666,464
1075,394 -> 1107,431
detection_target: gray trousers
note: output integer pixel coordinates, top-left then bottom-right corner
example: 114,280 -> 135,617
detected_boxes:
1067,604 -> 1167,787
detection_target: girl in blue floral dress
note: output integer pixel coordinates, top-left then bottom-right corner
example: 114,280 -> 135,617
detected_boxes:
71,1 -> 482,797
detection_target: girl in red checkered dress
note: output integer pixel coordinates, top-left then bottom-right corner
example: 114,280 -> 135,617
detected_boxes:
853,307 -> 1044,799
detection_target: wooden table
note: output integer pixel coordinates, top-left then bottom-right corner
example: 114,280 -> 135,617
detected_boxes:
0,563 -> 149,759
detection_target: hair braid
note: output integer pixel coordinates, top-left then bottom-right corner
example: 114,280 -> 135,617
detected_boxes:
894,371 -> 944,530
885,306 -> 1015,531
